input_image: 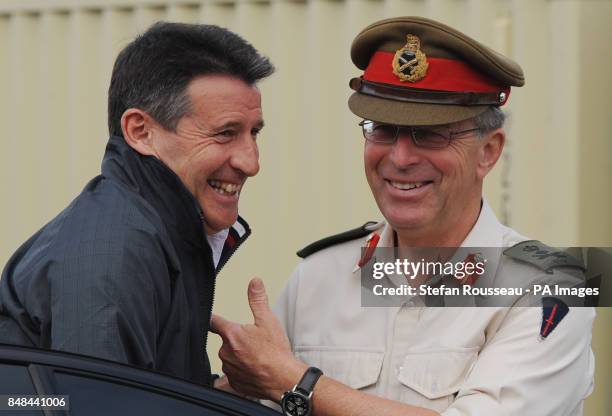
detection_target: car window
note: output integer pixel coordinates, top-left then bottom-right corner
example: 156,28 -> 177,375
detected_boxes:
0,363 -> 37,395
0,363 -> 43,416
55,371 -> 234,415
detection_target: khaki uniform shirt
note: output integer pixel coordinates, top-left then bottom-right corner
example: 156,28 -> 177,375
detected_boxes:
274,202 -> 595,415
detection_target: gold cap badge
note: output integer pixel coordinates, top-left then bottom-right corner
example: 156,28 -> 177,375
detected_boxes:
392,34 -> 428,82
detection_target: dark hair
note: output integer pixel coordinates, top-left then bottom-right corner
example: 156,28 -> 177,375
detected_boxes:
108,22 -> 274,137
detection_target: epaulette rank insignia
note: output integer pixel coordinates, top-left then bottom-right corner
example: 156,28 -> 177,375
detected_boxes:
297,221 -> 378,258
540,297 -> 569,339
503,240 -> 586,274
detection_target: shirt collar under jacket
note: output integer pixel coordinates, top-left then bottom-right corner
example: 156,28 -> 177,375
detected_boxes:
207,228 -> 230,269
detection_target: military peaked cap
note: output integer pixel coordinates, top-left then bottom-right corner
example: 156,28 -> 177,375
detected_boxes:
349,16 -> 525,125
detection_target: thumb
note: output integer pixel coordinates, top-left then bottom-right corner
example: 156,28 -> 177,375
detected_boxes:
210,313 -> 234,340
248,277 -> 271,325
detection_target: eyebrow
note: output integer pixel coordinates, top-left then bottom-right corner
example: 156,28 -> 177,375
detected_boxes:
215,120 -> 265,130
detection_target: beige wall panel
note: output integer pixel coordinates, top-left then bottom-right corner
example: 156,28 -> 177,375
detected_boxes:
166,3 -> 199,22
578,3 -> 612,416
578,0 -> 612,246
510,0 -> 556,239
383,0 -> 426,17
548,0 -> 581,245
347,0 -> 385,26
465,0 -> 500,38
38,11 -> 71,218
100,8 -> 135,96
199,1 -> 236,30
589,309 -> 612,416
133,4 -> 165,31
480,3 -> 513,220
301,0 -> 350,236
66,10 -> 107,194
425,0 -> 467,30
262,0 -> 311,280
0,15 -> 11,260
6,13 -> 40,250
97,6 -> 135,216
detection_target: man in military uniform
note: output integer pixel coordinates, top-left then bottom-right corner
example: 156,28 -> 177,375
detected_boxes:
210,17 -> 595,415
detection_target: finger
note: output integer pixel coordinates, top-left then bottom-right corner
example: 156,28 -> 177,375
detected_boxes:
210,313 -> 234,340
217,343 -> 233,363
248,277 -> 271,326
222,362 -> 256,396
214,375 -> 239,395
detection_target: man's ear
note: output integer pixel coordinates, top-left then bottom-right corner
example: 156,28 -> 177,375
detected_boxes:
476,128 -> 505,180
120,109 -> 159,157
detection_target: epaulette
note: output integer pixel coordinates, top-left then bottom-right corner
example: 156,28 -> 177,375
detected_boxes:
503,240 -> 585,274
297,221 -> 378,258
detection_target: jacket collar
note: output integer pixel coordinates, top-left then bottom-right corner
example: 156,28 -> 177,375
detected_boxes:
100,135 -> 250,250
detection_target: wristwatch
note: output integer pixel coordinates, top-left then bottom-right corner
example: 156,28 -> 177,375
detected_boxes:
280,366 -> 323,416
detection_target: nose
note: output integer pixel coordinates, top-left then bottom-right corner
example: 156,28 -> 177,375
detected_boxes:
230,135 -> 260,177
388,130 -> 423,169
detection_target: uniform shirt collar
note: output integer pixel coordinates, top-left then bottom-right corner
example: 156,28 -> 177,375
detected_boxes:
459,199 -> 504,248
376,199 -> 504,248
370,199 -> 505,279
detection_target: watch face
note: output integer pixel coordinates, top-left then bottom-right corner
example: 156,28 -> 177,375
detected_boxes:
282,392 -> 311,416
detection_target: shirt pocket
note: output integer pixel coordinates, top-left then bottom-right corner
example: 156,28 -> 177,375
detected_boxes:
294,346 -> 384,390
397,347 -> 478,412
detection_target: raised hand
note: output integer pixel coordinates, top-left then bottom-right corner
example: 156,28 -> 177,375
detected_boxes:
210,278 -> 306,400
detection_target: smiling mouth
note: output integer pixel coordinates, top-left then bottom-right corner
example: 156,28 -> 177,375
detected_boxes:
208,179 -> 242,196
387,180 -> 433,190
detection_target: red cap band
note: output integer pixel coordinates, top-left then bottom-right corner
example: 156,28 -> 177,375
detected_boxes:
364,51 -> 507,94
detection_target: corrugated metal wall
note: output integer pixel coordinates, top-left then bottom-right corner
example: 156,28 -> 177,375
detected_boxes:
0,0 -> 610,414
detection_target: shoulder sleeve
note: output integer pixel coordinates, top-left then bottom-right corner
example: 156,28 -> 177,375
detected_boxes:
442,306 -> 595,416
503,241 -> 585,273
49,230 -> 172,369
297,221 -> 377,258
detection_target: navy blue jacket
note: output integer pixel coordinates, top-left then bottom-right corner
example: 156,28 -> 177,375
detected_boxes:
0,135 -> 250,385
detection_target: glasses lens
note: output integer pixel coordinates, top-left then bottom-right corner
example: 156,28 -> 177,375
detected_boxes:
362,121 -> 397,144
412,128 -> 450,149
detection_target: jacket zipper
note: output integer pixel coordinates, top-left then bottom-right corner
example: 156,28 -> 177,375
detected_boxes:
200,214 -> 251,384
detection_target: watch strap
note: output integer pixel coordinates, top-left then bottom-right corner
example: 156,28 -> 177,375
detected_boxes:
296,367 -> 323,394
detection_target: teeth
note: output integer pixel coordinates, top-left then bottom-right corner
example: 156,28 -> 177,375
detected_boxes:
208,180 -> 241,195
390,181 -> 426,190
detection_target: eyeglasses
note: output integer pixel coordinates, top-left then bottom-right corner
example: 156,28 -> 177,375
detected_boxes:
359,120 -> 481,149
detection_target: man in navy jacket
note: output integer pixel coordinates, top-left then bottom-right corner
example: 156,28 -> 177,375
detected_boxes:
0,22 -> 274,386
